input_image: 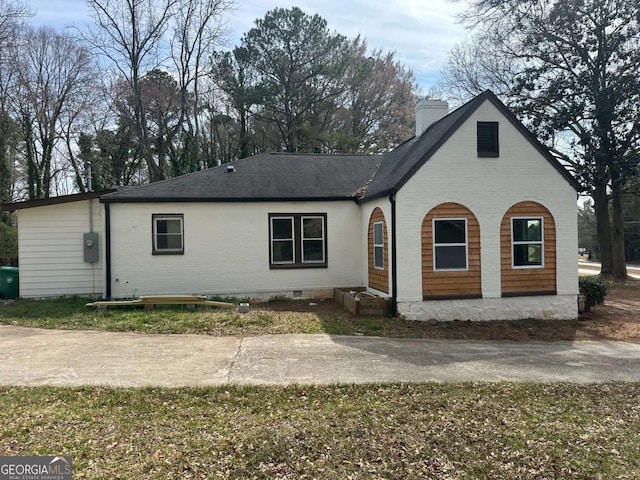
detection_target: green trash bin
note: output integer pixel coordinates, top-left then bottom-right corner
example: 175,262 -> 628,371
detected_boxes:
0,266 -> 19,299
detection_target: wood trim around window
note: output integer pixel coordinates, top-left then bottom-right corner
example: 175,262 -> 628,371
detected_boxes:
368,207 -> 389,293
422,203 -> 481,300
500,201 -> 556,296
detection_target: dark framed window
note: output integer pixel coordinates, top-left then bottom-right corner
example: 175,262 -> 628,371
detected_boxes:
477,121 -> 499,157
152,214 -> 184,254
512,217 -> 543,267
433,218 -> 467,270
373,221 -> 384,269
269,213 -> 327,268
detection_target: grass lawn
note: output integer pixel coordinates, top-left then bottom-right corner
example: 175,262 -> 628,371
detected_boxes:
2,283 -> 640,341
0,296 -> 404,336
1,383 -> 639,479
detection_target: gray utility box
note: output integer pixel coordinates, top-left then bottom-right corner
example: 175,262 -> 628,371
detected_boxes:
83,232 -> 99,263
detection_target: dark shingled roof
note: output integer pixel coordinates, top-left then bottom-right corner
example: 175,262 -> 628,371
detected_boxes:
101,153 -> 383,203
99,90 -> 578,205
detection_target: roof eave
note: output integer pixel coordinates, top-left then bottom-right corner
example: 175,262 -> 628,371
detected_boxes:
357,189 -> 396,204
0,189 -> 116,212
101,195 -> 361,204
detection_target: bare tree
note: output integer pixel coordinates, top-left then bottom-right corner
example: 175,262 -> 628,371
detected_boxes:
10,26 -> 95,199
85,0 -> 179,181
0,0 -> 30,210
170,0 -> 232,171
0,0 -> 29,50
335,36 -> 418,153
85,0 -> 234,180
439,33 -> 522,106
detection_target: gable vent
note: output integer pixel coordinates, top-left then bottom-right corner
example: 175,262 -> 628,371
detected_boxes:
477,122 -> 499,157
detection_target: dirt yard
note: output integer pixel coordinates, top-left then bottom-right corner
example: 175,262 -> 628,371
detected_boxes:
414,283 -> 640,342
264,282 -> 640,342
434,285 -> 640,342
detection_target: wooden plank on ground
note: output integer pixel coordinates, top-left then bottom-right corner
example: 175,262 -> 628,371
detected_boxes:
86,297 -> 235,309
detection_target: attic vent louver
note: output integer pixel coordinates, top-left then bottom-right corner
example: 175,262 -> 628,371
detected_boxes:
225,165 -> 235,173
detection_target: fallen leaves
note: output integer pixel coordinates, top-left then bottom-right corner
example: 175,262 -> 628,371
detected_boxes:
1,383 -> 639,478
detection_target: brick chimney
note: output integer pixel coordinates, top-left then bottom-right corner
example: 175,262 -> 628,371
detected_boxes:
415,99 -> 449,138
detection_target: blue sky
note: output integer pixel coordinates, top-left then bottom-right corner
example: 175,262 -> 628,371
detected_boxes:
26,0 -> 466,92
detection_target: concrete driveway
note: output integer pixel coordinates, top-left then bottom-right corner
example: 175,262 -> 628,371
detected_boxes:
1,326 -> 640,386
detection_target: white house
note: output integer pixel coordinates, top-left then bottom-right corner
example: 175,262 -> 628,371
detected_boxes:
1,191 -> 112,298
1,90 -> 580,320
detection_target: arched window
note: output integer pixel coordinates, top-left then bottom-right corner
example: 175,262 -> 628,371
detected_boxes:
500,201 -> 556,296
422,203 -> 481,300
368,208 -> 389,293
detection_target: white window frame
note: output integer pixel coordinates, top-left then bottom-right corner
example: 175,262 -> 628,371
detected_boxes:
511,216 -> 544,269
152,214 -> 184,254
301,215 -> 326,264
373,221 -> 384,269
270,216 -> 295,265
433,217 -> 468,271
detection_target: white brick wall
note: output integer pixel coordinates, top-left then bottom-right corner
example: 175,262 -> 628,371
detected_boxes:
108,201 -> 363,298
402,295 -> 577,321
393,98 -> 578,319
17,200 -> 105,298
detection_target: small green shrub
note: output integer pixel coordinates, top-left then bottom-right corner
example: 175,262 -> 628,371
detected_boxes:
579,277 -> 610,312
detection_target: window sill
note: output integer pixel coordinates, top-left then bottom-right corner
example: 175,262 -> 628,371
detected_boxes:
433,268 -> 469,272
270,263 -> 327,270
152,250 -> 184,255
501,290 -> 557,298
423,294 -> 482,301
478,152 -> 499,157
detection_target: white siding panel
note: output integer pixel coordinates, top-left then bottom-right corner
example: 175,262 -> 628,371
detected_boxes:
17,200 -> 105,298
109,201 -> 363,298
395,98 -> 577,319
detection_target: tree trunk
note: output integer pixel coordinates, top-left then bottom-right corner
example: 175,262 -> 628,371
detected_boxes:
0,112 -> 11,209
592,180 -> 614,275
610,179 -> 627,280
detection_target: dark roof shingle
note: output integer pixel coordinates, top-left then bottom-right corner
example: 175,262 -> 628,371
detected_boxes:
102,153 -> 383,203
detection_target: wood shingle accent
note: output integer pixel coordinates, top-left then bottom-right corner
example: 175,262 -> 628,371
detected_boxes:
500,201 -> 556,296
368,208 -> 389,293
422,203 -> 481,299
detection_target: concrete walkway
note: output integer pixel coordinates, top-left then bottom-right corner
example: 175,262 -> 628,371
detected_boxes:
2,326 -> 640,386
